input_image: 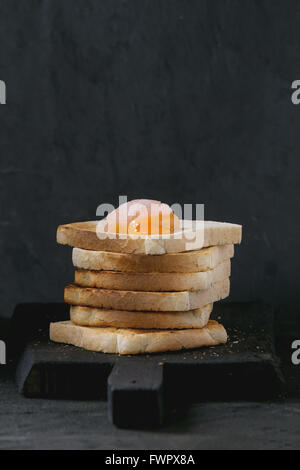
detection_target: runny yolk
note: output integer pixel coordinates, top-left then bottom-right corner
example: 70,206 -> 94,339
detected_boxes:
105,199 -> 180,235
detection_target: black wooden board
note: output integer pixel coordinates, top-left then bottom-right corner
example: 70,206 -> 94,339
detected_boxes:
12,302 -> 284,428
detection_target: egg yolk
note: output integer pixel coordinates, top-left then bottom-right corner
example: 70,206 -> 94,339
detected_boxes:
105,199 -> 180,235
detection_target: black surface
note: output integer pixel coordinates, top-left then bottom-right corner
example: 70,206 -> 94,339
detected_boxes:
1,0 -> 300,321
0,301 -> 299,449
108,361 -> 164,428
8,302 -> 69,361
13,302 -> 283,427
2,366 -> 300,450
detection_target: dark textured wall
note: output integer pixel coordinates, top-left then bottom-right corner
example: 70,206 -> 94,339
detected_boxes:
0,0 -> 299,319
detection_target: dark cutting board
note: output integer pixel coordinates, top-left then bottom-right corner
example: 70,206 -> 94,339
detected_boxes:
11,302 -> 284,428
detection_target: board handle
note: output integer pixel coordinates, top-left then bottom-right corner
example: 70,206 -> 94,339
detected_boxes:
107,360 -> 164,428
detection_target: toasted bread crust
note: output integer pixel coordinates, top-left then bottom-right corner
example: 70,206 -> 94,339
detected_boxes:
64,278 -> 230,311
74,260 -> 231,291
57,220 -> 242,254
50,320 -> 227,354
70,304 -> 213,329
72,244 -> 234,273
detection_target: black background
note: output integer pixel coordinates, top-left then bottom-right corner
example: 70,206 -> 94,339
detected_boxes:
0,0 -> 299,319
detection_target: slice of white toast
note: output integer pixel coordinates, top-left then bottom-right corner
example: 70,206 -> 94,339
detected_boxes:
72,244 -> 234,273
70,304 -> 213,329
64,278 -> 230,311
74,259 -> 231,292
57,220 -> 242,254
50,320 -> 227,354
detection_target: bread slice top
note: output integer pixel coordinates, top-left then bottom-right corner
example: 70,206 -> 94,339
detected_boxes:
64,278 -> 230,311
50,320 -> 227,354
72,244 -> 234,273
57,219 -> 242,254
74,259 -> 231,292
70,303 -> 213,329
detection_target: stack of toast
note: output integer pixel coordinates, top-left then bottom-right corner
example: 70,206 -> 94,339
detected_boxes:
50,217 -> 242,355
